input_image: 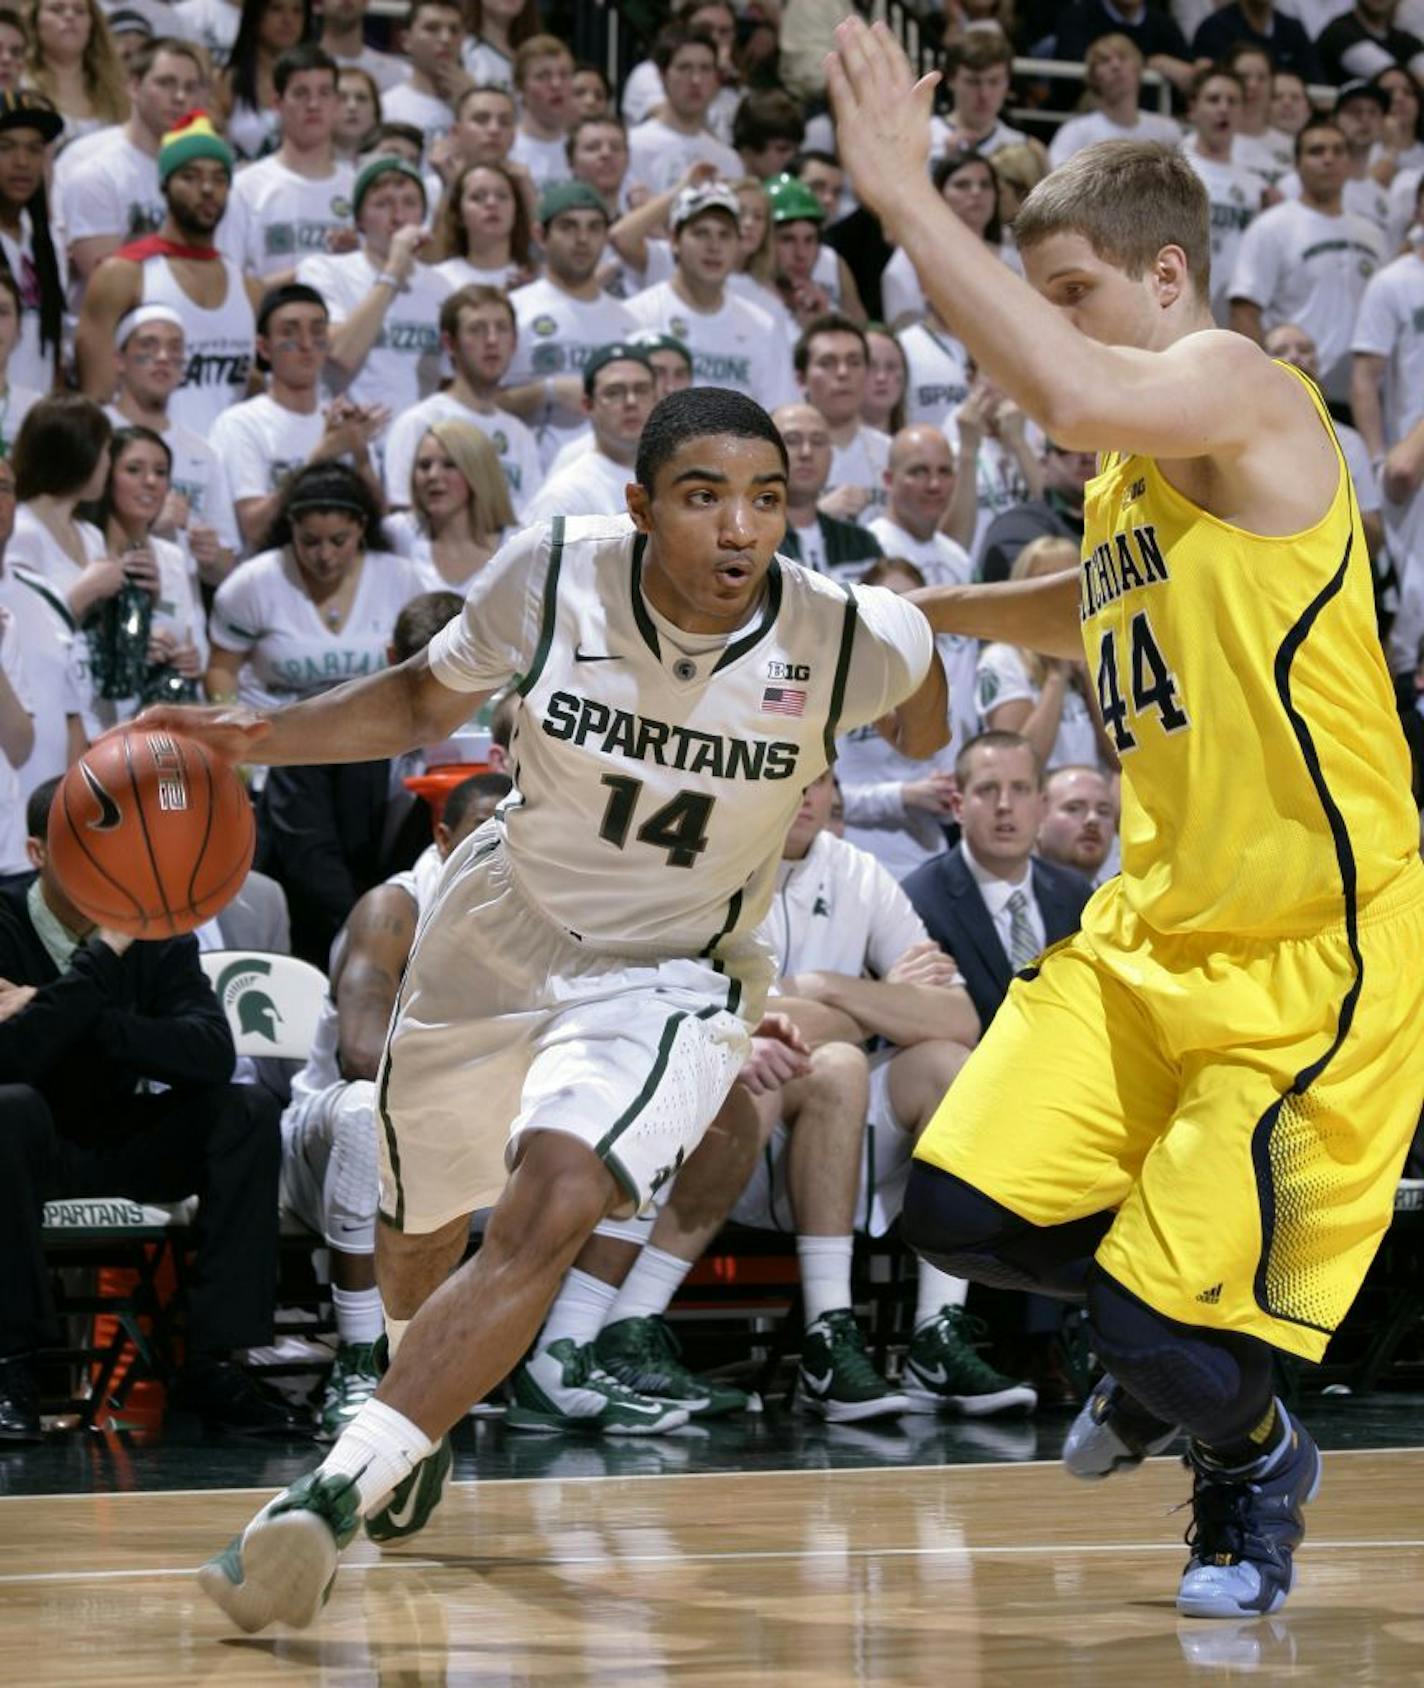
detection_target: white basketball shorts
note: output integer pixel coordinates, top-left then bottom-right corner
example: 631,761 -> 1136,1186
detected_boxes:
377,827 -> 769,1232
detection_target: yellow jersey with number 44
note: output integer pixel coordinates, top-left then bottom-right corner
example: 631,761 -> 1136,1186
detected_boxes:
1078,361 -> 1417,942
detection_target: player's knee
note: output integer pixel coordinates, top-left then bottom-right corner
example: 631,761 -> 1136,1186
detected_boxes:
506,1131 -> 618,1255
1086,1268 -> 1269,1424
901,1161 -> 1014,1259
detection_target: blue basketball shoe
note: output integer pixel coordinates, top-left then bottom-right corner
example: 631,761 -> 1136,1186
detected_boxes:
1062,1373 -> 1179,1479
1177,1404 -> 1322,1619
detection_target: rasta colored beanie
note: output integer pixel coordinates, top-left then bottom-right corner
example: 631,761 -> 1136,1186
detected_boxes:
159,111 -> 234,183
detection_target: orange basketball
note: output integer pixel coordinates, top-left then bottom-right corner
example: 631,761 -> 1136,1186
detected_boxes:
47,727 -> 255,939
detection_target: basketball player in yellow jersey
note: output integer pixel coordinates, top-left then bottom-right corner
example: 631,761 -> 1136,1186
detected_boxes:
830,23 -> 1424,1621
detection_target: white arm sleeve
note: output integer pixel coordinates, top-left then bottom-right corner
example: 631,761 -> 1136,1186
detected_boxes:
834,584 -> 935,734
426,523 -> 553,692
839,777 -> 909,826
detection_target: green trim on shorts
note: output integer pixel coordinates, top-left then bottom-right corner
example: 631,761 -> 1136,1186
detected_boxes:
376,1048 -> 404,1232
514,515 -> 566,698
594,1011 -> 689,1166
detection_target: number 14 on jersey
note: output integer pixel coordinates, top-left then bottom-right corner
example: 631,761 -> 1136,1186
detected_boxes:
1096,610 -> 1189,754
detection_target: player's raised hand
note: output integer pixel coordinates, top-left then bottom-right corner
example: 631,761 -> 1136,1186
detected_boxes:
131,702 -> 272,763
824,19 -> 939,223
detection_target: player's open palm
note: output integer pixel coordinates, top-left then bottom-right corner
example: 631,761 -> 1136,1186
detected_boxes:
131,702 -> 272,764
824,19 -> 939,222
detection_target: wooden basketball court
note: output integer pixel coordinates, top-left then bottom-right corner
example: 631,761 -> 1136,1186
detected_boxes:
2,1447 -> 1420,1684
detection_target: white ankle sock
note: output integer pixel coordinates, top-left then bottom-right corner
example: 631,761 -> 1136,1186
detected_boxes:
383,1316 -> 410,1360
332,1285 -> 384,1345
538,1268 -> 618,1352
915,1262 -> 968,1330
317,1397 -> 434,1515
607,1245 -> 692,1324
798,1235 -> 854,1327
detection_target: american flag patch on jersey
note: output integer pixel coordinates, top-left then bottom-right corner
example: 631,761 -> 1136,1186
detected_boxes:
762,685 -> 806,717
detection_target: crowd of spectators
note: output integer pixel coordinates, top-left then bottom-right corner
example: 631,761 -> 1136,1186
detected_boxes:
0,0 -> 1421,1441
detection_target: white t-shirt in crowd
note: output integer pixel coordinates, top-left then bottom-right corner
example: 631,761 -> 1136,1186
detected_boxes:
830,424 -> 891,523
227,156 -> 356,278
505,277 -> 636,465
1352,248 -> 1424,448
0,564 -> 86,806
209,393 -> 327,511
624,118 -> 741,195
296,249 -> 453,421
1048,108 -> 1182,169
173,0 -> 239,56
381,82 -> 456,147
0,384 -> 40,459
0,604 -> 33,871
929,115 -> 1030,160
0,210 -> 65,393
1386,164 -> 1424,249
1182,147 -> 1266,323
1232,128 -> 1295,188
434,255 -> 525,293
328,43 -> 406,92
523,447 -> 633,523
509,129 -> 573,192
976,641 -> 1102,769
958,435 -> 1032,568
1228,199 -> 1386,399
209,546 -> 437,711
623,279 -> 797,412
54,129 -> 164,253
461,36 -> 513,87
381,391 -> 543,516
899,320 -> 972,426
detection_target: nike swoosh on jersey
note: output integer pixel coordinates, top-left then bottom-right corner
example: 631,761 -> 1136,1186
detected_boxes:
573,647 -> 620,662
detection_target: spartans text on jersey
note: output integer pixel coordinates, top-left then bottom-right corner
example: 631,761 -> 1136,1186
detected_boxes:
542,689 -> 800,780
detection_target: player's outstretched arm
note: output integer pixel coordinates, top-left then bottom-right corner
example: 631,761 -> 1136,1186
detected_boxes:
879,648 -> 950,759
910,567 -> 1083,660
136,650 -> 494,767
825,21 -> 1278,461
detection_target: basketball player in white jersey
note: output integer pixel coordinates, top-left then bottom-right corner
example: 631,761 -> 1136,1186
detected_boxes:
143,387 -> 947,1632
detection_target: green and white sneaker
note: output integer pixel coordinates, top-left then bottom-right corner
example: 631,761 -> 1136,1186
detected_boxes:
361,1334 -> 453,1545
197,1470 -> 359,1633
796,1309 -> 910,1423
505,1338 -> 690,1435
902,1308 -> 1039,1418
317,1341 -> 380,1441
594,1316 -> 750,1418
363,1434 -> 454,1544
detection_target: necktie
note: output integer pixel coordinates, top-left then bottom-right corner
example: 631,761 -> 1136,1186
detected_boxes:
1006,889 -> 1039,971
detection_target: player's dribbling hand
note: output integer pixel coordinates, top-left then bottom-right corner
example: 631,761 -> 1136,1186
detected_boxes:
131,702 -> 272,764
823,19 -> 939,223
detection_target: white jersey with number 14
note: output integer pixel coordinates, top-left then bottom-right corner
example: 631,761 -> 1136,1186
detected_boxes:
427,515 -> 934,955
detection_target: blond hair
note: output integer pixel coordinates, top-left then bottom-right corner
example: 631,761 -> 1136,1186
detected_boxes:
1008,535 -> 1080,686
732,176 -> 776,289
1013,139 -> 1211,303
28,0 -> 129,123
1084,31 -> 1143,73
412,418 -> 515,536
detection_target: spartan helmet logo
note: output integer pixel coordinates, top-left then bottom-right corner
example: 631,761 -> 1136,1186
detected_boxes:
215,957 -> 284,1045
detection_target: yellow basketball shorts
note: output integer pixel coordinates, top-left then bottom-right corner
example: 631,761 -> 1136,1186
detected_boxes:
914,871 -> 1424,1362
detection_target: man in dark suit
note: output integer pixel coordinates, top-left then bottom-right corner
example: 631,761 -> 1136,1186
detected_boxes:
901,729 -> 1094,1397
902,731 -> 1092,1031
0,781 -> 304,1440
257,590 -> 461,966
